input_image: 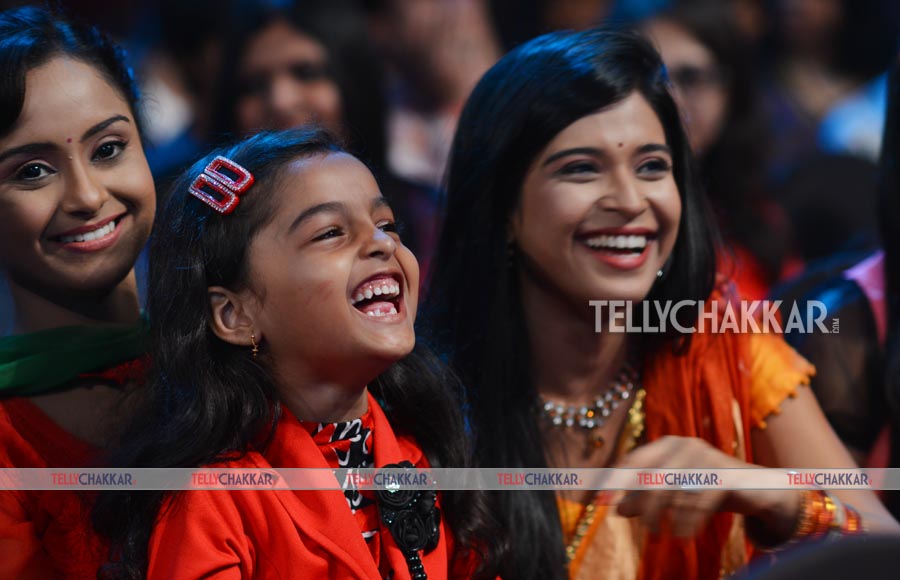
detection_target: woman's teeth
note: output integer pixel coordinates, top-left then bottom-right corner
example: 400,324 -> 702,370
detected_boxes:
58,220 -> 116,243
584,234 -> 648,251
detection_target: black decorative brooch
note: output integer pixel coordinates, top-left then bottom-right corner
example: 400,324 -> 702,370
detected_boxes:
375,461 -> 441,580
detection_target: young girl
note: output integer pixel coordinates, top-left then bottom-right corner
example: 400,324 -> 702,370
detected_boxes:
425,28 -> 898,580
0,6 -> 155,579
93,128 -> 497,579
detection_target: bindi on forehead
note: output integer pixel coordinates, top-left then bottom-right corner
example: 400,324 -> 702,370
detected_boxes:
618,142 -> 623,148
66,138 -> 72,143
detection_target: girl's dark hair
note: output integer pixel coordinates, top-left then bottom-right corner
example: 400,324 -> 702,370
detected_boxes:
210,0 -> 388,171
424,28 -> 717,580
93,128 -> 497,579
649,0 -> 785,282
0,5 -> 140,138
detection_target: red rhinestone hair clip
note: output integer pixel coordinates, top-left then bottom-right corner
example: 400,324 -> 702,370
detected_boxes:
188,155 -> 255,215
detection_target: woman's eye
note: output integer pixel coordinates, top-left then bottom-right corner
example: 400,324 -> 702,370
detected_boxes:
559,161 -> 599,175
14,162 -> 54,181
638,159 -> 672,175
93,141 -> 126,162
313,227 -> 343,241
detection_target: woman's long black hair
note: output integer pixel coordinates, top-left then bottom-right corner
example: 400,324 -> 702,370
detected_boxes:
645,1 -> 785,283
93,128 -> 498,579
424,28 -> 717,580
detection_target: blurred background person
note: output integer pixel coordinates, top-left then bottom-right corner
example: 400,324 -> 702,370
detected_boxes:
641,0 -> 792,300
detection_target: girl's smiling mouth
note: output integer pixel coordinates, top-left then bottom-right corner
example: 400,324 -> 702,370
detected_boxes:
349,273 -> 405,321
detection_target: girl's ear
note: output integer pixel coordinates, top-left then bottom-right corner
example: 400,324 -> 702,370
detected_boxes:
208,286 -> 259,347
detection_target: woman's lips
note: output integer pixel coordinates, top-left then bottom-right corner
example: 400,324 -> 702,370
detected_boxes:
578,232 -> 655,271
48,215 -> 125,254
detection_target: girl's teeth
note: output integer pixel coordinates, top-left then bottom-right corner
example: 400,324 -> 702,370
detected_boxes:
389,306 -> 398,315
351,280 -> 402,305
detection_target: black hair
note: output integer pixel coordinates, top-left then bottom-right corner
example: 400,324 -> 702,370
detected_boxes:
424,28 -> 717,579
646,0 -> 786,282
0,4 -> 141,138
209,0 -> 388,171
92,127 -> 498,579
881,57 -> 900,518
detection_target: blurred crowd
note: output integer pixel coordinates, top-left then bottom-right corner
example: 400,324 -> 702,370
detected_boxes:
0,0 -> 895,299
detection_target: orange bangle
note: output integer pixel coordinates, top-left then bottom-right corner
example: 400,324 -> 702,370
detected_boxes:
791,490 -> 864,542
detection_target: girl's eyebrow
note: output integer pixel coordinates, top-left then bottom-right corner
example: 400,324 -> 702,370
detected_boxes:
372,196 -> 390,211
287,201 -> 345,233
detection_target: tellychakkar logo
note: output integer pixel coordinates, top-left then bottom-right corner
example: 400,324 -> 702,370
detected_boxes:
589,300 -> 839,334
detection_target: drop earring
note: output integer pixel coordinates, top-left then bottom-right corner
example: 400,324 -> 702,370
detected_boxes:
250,333 -> 259,359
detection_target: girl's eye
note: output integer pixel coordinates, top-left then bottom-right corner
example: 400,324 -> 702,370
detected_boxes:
93,141 -> 126,162
15,162 -> 54,181
637,158 -> 672,175
313,227 -> 343,242
558,161 -> 599,176
379,220 -> 400,234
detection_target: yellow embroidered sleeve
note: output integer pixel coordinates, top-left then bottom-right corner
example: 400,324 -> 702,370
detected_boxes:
748,331 -> 816,429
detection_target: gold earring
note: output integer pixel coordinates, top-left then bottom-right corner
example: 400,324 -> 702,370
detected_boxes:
250,333 -> 259,359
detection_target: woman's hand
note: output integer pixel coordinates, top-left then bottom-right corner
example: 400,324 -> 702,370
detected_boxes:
613,435 -> 802,541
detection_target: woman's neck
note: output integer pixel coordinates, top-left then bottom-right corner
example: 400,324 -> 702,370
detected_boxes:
520,276 -> 629,403
10,270 -> 142,333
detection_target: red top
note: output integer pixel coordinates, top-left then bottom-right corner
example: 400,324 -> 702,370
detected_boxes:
147,392 -> 476,580
0,398 -> 107,580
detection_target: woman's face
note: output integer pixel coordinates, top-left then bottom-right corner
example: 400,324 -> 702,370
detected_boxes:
512,92 -> 681,310
0,57 -> 154,299
645,18 -> 727,155
243,153 -> 418,380
236,20 -> 343,135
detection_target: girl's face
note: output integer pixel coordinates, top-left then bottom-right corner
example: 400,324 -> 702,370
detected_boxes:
236,20 -> 343,136
645,18 -> 727,155
0,57 -> 154,298
243,153 -> 418,379
512,92 -> 681,310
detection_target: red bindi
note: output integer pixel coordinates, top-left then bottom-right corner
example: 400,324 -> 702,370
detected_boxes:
66,137 -> 72,143
618,142 -> 623,148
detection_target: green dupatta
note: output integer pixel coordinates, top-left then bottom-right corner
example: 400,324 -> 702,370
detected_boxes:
0,320 -> 147,398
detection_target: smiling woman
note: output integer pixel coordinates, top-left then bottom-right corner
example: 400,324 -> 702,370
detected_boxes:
0,6 -> 155,580
425,28 -> 898,580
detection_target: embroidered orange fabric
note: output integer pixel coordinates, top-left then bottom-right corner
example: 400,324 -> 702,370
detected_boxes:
565,291 -> 815,580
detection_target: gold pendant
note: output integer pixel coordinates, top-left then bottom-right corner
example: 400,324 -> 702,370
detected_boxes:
592,431 -> 605,449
